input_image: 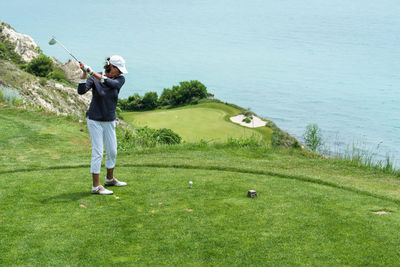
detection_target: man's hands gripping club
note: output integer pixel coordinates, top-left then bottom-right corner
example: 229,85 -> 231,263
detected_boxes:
80,62 -> 94,75
80,62 -> 105,82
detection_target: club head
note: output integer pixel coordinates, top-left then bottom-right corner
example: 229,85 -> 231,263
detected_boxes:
48,37 -> 56,45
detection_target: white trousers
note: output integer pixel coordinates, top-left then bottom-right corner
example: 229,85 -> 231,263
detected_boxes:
87,118 -> 117,174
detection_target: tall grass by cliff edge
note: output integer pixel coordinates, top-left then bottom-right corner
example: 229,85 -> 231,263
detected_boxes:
303,124 -> 400,176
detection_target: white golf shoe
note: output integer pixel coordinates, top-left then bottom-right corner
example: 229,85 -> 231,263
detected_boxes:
104,177 -> 127,187
91,185 -> 113,195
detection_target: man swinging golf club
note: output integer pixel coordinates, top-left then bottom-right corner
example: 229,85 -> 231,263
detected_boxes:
78,56 -> 128,195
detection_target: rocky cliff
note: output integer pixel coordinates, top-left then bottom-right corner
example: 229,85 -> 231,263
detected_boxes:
0,22 -> 40,62
0,22 -> 90,117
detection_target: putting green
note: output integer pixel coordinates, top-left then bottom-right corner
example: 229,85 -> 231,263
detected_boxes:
122,103 -> 272,142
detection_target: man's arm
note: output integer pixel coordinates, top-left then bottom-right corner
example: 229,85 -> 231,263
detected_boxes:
103,75 -> 125,90
77,71 -> 94,95
94,75 -> 125,96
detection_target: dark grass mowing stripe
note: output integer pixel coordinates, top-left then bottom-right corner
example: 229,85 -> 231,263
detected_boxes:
2,163 -> 400,206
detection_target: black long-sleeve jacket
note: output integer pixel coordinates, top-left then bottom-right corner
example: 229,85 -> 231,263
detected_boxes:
78,73 -> 125,121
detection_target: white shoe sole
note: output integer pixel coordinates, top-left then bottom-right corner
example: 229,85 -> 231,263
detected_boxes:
104,183 -> 127,187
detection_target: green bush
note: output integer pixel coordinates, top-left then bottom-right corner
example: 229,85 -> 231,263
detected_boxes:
242,110 -> 253,117
119,80 -> 209,111
127,94 -> 143,110
0,39 -> 23,64
117,99 -> 128,110
39,78 -> 47,87
117,126 -> 181,150
226,135 -> 263,148
242,117 -> 251,123
303,124 -> 323,152
116,107 -> 123,120
170,80 -> 208,106
154,128 -> 181,145
159,88 -> 173,106
270,124 -> 301,149
0,86 -> 23,106
142,91 -> 158,110
47,66 -> 66,82
26,54 -> 53,77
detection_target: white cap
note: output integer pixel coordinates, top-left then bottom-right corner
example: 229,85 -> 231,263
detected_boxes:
109,55 -> 128,74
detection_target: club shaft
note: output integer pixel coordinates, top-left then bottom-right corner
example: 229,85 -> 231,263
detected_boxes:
52,37 -> 80,62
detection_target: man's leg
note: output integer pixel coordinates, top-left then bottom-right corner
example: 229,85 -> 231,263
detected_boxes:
103,120 -> 126,186
103,120 -> 117,175
106,168 -> 114,180
87,118 -> 104,186
92,173 -> 100,187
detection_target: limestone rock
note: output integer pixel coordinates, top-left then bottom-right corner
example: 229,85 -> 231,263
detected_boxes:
62,59 -> 82,83
50,57 -> 82,83
0,22 -> 40,62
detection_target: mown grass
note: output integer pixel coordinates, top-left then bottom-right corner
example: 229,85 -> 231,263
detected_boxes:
1,106 -> 400,266
122,102 -> 273,143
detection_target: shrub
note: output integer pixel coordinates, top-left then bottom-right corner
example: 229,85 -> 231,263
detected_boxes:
119,80 -> 209,111
169,80 -> 208,106
26,54 -> 53,77
47,66 -> 66,82
117,126 -> 181,150
117,99 -> 128,110
226,135 -> 262,148
242,117 -> 252,123
128,94 -> 143,111
154,128 -> 181,145
159,88 -> 173,106
270,123 -> 301,149
116,107 -> 123,120
242,110 -> 253,117
0,86 -> 23,105
39,78 -> 47,86
0,39 -> 23,64
116,127 -> 136,151
303,124 -> 323,152
142,91 -> 158,110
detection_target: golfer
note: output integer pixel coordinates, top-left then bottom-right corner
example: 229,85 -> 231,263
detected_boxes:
78,55 -> 128,195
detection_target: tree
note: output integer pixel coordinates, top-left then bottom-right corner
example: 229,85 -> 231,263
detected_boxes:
170,80 -> 208,105
126,94 -> 143,111
142,91 -> 158,110
159,88 -> 173,106
180,80 -> 207,101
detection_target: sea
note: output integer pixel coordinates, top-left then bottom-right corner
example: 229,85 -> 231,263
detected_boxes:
1,0 -> 400,164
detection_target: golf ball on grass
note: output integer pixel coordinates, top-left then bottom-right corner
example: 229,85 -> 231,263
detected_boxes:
189,181 -> 193,187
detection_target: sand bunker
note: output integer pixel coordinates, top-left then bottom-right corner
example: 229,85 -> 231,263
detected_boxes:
230,114 -> 267,128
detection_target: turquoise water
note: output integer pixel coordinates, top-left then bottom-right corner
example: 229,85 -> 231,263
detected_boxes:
2,0 -> 400,163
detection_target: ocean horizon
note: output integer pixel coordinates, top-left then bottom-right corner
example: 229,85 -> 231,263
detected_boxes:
1,0 -> 400,164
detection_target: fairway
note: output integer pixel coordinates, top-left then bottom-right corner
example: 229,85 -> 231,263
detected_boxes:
122,103 -> 272,143
2,107 -> 400,265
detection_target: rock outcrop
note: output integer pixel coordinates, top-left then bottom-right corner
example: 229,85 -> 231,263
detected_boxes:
1,22 -> 82,84
0,22 -> 40,62
51,57 -> 82,84
0,60 -> 91,117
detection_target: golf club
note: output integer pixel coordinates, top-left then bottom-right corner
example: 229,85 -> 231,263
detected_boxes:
48,36 -> 80,63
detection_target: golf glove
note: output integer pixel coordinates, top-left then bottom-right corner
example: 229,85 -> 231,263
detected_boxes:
83,65 -> 94,75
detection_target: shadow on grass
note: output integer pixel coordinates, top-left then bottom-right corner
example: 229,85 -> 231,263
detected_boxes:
41,191 -> 90,203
